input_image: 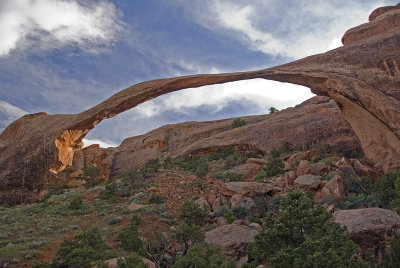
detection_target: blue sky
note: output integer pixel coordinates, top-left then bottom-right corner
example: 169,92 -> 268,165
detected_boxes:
0,0 -> 397,147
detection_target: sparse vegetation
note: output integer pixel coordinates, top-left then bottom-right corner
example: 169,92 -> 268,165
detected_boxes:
245,190 -> 366,267
232,117 -> 246,128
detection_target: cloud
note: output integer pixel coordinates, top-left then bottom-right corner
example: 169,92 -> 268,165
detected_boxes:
0,0 -> 124,56
136,79 -> 314,117
168,0 -> 393,59
0,100 -> 27,131
82,138 -> 117,148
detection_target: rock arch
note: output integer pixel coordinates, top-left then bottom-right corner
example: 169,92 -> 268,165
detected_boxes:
1,5 -> 400,204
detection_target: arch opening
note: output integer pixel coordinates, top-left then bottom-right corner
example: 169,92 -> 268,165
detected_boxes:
83,79 -> 314,148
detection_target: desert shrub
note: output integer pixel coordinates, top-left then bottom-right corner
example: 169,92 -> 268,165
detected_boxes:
312,144 -> 333,163
117,253 -> 147,268
139,158 -> 160,178
149,194 -> 166,204
380,237 -> 400,267
98,181 -> 117,200
77,163 -> 100,188
211,171 -> 242,182
176,222 -> 205,254
245,190 -> 366,267
209,146 -> 235,161
179,200 -> 207,226
224,212 -> 236,224
269,149 -> 281,158
223,153 -> 245,170
54,228 -> 112,267
343,147 -> 364,159
47,181 -> 69,196
339,194 -> 380,210
119,216 -> 143,253
232,117 -> 246,129
264,157 -> 284,178
109,216 -> 122,225
163,156 -> 174,170
280,141 -> 293,154
252,195 -> 279,217
68,195 -> 83,210
214,205 -> 230,217
231,206 -> 251,219
373,171 -> 400,210
343,175 -> 365,194
173,242 -> 235,268
318,156 -> 339,167
195,162 -> 209,178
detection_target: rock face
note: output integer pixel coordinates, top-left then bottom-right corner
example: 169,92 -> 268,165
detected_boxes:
333,208 -> 400,263
204,223 -> 259,260
1,5 -> 400,204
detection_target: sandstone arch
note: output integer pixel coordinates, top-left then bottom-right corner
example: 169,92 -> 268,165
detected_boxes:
1,5 -> 400,205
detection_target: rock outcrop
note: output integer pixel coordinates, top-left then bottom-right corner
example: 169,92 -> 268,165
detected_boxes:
1,5 -> 400,204
333,208 -> 400,263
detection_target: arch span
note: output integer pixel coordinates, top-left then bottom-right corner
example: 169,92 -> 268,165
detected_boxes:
1,6 -> 400,204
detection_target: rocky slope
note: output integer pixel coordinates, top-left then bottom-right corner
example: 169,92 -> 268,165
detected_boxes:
72,96 -> 360,181
1,4 -> 400,204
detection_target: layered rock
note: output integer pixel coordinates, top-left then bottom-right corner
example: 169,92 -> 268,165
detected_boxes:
1,5 -> 400,204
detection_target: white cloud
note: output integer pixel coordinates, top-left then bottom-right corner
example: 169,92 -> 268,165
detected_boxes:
136,79 -> 315,117
0,100 -> 27,130
169,0 -> 393,59
83,138 -> 117,148
0,0 -> 124,56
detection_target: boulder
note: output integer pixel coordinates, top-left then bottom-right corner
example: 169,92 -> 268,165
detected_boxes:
212,195 -> 228,212
195,196 -> 211,212
314,175 -> 345,202
205,224 -> 259,260
287,152 -> 309,166
333,208 -> 400,263
231,163 -> 263,180
247,158 -> 268,166
221,182 -> 272,197
296,160 -> 311,176
231,194 -> 255,209
310,163 -> 328,176
127,203 -> 145,211
294,174 -> 321,190
284,170 -> 296,186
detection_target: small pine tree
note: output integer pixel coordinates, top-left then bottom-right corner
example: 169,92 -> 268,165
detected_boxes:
232,117 -> 246,129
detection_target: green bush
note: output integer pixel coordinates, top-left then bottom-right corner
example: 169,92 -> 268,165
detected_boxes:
117,253 -> 147,268
176,222 -> 205,254
69,195 -> 83,210
269,107 -> 279,114
223,153 -> 245,170
343,147 -> 364,159
373,171 -> 400,210
149,194 -> 166,204
232,117 -> 246,129
280,141 -> 293,154
269,149 -> 281,158
77,163 -> 100,188
119,216 -> 143,252
139,158 -> 161,178
318,156 -> 339,167
173,242 -> 235,268
54,228 -> 112,268
264,157 -> 284,178
214,205 -> 230,218
210,171 -> 242,182
245,190 -> 366,267
98,181 -> 117,200
380,237 -> 400,267
231,206 -> 251,219
179,200 -> 207,226
209,146 -> 235,161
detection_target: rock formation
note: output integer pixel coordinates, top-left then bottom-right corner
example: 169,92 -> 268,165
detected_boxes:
1,5 -> 400,204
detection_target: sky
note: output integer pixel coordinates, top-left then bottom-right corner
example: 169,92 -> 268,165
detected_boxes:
0,0 -> 397,148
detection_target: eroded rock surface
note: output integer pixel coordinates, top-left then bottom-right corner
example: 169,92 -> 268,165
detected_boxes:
1,5 -> 400,204
333,208 -> 400,263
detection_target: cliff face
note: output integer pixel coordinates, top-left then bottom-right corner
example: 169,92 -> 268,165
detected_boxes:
1,5 -> 400,204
